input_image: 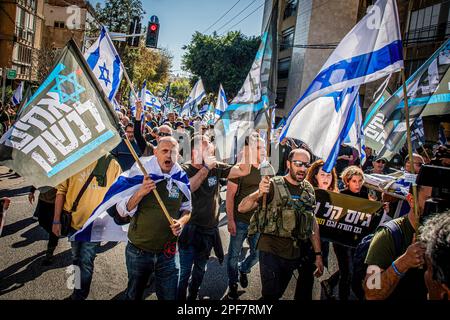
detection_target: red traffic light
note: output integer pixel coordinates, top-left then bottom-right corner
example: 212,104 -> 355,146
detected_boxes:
150,24 -> 158,32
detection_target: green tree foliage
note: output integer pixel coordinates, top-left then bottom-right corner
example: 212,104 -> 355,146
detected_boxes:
132,47 -> 173,94
95,0 -> 145,34
170,77 -> 191,105
182,31 -> 260,99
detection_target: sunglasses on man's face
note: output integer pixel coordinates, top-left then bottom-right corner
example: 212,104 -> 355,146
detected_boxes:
375,160 -> 386,164
291,160 -> 311,168
159,132 -> 172,137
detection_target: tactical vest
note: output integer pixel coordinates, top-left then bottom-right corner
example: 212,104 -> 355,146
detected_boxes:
248,176 -> 316,247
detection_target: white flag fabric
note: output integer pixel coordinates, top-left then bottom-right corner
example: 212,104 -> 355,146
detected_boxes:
181,79 -> 205,116
72,156 -> 191,242
11,81 -> 24,106
85,26 -> 124,101
281,0 -> 403,172
141,80 -> 162,112
215,84 -> 228,121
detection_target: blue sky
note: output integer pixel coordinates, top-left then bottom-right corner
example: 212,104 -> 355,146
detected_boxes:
92,0 -> 266,76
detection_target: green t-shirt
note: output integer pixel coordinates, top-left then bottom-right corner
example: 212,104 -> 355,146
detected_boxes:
365,216 -> 415,269
128,180 -> 188,253
182,162 -> 231,228
257,177 -> 316,260
230,165 -> 261,224
365,215 -> 427,300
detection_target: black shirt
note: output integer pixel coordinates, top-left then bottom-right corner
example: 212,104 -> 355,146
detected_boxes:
182,162 -> 232,228
335,145 -> 353,175
340,186 -> 370,199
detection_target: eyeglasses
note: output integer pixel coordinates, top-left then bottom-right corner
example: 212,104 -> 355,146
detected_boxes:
159,132 -> 172,137
291,160 -> 311,168
125,131 -> 134,134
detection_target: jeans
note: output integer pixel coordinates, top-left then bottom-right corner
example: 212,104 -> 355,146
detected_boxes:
70,240 -> 99,300
178,244 -> 209,300
125,242 -> 178,300
227,220 -> 260,285
259,250 -> 299,300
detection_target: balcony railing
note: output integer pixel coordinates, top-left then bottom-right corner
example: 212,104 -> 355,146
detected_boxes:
405,23 -> 449,45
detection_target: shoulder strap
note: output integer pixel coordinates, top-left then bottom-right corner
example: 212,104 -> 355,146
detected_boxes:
70,165 -> 97,213
272,176 -> 290,205
383,219 -> 404,257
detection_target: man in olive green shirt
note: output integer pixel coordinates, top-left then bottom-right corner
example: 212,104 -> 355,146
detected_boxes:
364,184 -> 432,300
116,137 -> 191,300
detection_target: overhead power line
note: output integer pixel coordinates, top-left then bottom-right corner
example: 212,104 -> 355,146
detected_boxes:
202,0 -> 243,34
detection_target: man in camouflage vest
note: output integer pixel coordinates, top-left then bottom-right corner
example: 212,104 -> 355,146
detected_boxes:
238,148 -> 324,300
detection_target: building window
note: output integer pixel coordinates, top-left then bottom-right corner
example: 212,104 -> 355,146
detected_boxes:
276,87 -> 287,109
280,27 -> 295,51
54,21 -> 65,29
283,0 -> 298,20
407,4 -> 444,43
278,57 -> 291,79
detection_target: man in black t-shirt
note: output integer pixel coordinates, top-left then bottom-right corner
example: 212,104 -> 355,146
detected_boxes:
177,135 -> 251,300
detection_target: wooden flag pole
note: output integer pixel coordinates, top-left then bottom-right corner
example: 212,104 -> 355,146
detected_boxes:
401,68 -> 419,232
123,136 -> 174,226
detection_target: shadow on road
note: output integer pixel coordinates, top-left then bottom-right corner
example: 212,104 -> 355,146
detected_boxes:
1,217 -> 35,238
0,249 -> 72,296
11,224 -> 50,248
0,186 -> 33,198
0,172 -> 20,180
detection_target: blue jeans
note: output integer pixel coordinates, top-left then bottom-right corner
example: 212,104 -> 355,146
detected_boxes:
227,220 -> 260,285
178,244 -> 209,300
70,240 -> 99,300
125,242 -> 178,300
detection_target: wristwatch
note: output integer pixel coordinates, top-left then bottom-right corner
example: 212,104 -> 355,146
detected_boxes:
203,163 -> 210,171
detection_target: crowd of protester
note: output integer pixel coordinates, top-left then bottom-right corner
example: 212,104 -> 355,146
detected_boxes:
1,98 -> 449,301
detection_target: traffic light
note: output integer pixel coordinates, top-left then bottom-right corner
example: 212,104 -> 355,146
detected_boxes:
145,21 -> 159,48
127,17 -> 141,47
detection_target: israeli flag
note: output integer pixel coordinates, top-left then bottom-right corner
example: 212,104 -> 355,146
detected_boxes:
129,90 -> 137,117
199,104 -> 210,116
215,84 -> 228,121
84,26 -> 123,101
344,94 -> 366,167
71,156 -> 191,242
112,98 -> 121,112
141,80 -> 162,112
181,79 -> 206,116
281,0 -> 403,172
11,81 -> 23,106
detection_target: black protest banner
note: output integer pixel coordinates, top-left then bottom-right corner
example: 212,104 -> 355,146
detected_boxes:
314,189 -> 384,247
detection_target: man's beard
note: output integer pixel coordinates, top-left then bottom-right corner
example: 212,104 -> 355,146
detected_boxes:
289,169 -> 305,182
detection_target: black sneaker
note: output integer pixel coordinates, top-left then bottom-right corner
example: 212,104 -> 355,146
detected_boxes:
239,271 -> 248,288
320,279 -> 335,300
228,283 -> 239,300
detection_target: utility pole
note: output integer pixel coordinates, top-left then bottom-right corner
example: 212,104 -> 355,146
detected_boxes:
1,68 -> 6,105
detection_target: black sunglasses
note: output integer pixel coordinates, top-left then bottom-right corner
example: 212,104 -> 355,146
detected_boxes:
291,160 -> 311,168
159,132 -> 172,137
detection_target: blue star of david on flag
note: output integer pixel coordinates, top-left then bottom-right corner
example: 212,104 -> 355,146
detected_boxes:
98,62 -> 111,87
84,26 -> 124,101
49,72 -> 85,104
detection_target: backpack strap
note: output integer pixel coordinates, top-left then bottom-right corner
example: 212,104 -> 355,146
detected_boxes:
71,169 -> 96,213
383,219 -> 404,258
